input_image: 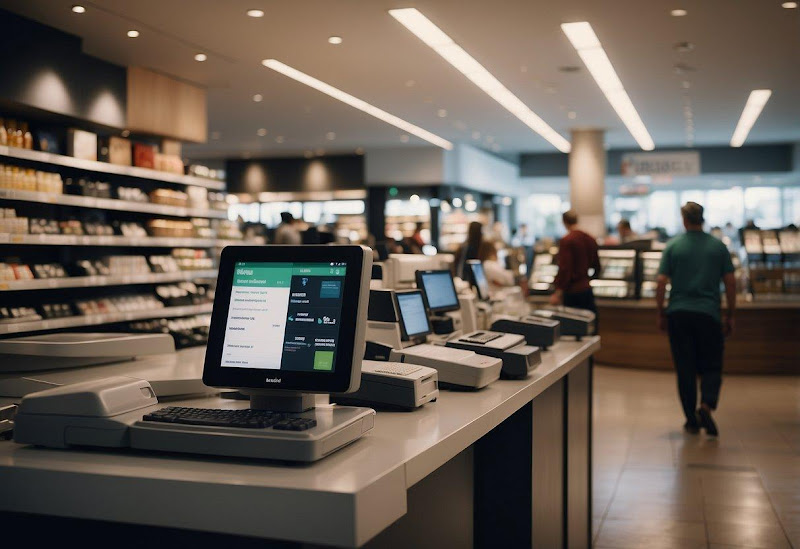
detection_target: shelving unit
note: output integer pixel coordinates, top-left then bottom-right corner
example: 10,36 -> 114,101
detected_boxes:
0,145 -> 225,190
0,189 -> 228,219
0,233 -> 244,247
0,303 -> 213,335
0,269 -> 218,292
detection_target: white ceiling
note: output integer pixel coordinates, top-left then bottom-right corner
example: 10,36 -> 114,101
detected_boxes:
3,0 -> 800,159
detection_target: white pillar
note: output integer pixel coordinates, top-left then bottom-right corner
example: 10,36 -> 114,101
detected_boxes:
568,129 -> 606,237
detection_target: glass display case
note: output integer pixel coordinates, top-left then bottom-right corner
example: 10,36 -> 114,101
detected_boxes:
592,249 -> 638,299
639,251 -> 663,299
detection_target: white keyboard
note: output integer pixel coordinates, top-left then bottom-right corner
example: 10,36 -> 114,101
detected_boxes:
368,363 -> 423,376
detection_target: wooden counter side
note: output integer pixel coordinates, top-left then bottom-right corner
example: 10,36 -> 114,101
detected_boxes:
595,302 -> 800,375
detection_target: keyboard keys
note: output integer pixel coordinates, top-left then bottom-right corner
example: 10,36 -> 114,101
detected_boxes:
141,406 -> 303,430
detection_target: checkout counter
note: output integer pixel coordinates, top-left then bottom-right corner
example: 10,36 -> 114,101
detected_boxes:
0,252 -> 600,548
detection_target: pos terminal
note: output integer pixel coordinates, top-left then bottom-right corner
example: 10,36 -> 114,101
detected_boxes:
14,246 -> 377,462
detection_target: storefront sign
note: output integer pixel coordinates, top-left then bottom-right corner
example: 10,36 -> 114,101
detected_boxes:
621,151 -> 700,177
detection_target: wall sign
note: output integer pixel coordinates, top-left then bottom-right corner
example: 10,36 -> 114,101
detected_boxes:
621,151 -> 701,177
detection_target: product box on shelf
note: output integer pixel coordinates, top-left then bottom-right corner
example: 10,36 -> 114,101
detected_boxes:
133,143 -> 157,169
99,136 -> 132,166
67,129 -> 98,161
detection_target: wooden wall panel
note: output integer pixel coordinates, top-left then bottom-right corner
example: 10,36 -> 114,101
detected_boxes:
595,303 -> 800,375
126,66 -> 206,143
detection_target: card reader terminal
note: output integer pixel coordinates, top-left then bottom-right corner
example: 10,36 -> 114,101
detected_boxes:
491,315 -> 561,349
446,331 -> 541,379
332,360 -> 439,411
532,306 -> 595,339
390,344 -> 502,390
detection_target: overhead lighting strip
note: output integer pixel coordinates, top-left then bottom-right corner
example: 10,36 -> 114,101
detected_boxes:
262,59 -> 453,150
730,89 -> 772,147
389,8 -> 571,153
561,22 -> 655,151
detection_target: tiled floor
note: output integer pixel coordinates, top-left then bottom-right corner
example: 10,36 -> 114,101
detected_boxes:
593,365 -> 800,549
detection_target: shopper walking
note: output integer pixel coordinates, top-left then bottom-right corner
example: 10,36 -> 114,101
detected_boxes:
656,202 -> 736,437
549,210 -> 600,313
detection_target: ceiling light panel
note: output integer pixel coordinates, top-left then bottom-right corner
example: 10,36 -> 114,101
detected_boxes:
262,59 -> 453,150
730,89 -> 772,147
561,22 -> 654,151
389,8 -> 570,153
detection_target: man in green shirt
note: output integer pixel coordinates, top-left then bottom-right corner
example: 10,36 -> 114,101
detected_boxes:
656,202 -> 736,437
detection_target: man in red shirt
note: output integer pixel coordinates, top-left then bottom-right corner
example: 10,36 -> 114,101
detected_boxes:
549,210 -> 600,312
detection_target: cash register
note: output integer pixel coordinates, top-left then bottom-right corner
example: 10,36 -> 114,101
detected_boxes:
415,268 -> 541,379
464,260 -> 561,350
364,288 -> 502,389
14,245 -> 377,462
415,269 -> 464,336
530,305 -> 596,340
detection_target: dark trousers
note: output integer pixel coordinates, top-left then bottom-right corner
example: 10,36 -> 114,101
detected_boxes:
563,288 -> 597,313
667,311 -> 724,423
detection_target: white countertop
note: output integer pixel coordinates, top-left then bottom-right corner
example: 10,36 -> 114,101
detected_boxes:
0,337 -> 599,547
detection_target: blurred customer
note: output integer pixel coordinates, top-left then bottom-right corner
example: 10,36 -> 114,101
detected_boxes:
549,210 -> 600,313
656,202 -> 736,437
617,219 -> 638,244
454,221 -> 485,278
411,222 -> 426,250
478,241 -> 515,290
274,212 -> 301,245
512,223 -> 535,272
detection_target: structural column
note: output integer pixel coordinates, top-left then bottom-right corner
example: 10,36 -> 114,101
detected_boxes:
568,129 -> 606,237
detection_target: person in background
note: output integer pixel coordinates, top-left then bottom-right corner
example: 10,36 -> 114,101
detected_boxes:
274,212 -> 302,245
478,241 -> 515,290
656,202 -> 736,437
617,219 -> 638,244
549,210 -> 600,312
454,221 -> 484,278
410,222 -> 426,251
512,223 -> 535,273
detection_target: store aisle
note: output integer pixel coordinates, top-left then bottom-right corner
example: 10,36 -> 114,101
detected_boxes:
593,365 -> 800,549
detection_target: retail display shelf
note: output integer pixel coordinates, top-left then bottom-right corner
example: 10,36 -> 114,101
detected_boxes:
0,189 -> 228,219
0,269 -> 218,292
0,233 -> 245,248
0,302 -> 213,335
0,145 -> 225,191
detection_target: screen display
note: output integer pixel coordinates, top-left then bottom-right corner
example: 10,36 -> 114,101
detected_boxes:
419,271 -> 459,312
221,262 -> 347,372
469,261 -> 490,301
396,292 -> 430,337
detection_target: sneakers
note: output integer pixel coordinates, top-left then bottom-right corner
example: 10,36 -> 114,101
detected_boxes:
698,407 -> 719,437
684,411 -> 700,434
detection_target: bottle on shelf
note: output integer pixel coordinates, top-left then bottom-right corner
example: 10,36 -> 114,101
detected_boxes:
21,123 -> 33,150
0,118 -> 7,146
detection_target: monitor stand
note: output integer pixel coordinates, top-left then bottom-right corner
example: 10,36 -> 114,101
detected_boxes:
241,390 -> 316,413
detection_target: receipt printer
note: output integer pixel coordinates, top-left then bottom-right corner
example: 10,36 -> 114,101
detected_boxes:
491,315 -> 560,350
531,306 -> 595,339
332,360 -> 439,411
446,331 -> 541,379
390,344 -> 502,390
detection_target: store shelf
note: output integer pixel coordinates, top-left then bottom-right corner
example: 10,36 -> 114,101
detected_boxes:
0,303 -> 213,335
0,189 -> 228,219
0,145 -> 225,190
0,269 -> 218,292
0,233 -> 246,248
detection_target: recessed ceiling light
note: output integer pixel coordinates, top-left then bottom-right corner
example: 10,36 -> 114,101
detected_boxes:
262,58 -> 453,150
257,128 -> 267,136
275,136 -> 285,143
400,135 -> 410,143
437,109 -> 447,118
782,1 -> 797,7
253,94 -> 263,102
326,131 -> 336,140
671,9 -> 687,16
127,30 -> 140,38
389,8 -> 570,153
730,89 -> 772,147
561,21 -> 655,150
247,9 -> 265,17
328,36 -> 343,45
194,53 -> 207,62
71,5 -> 85,13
